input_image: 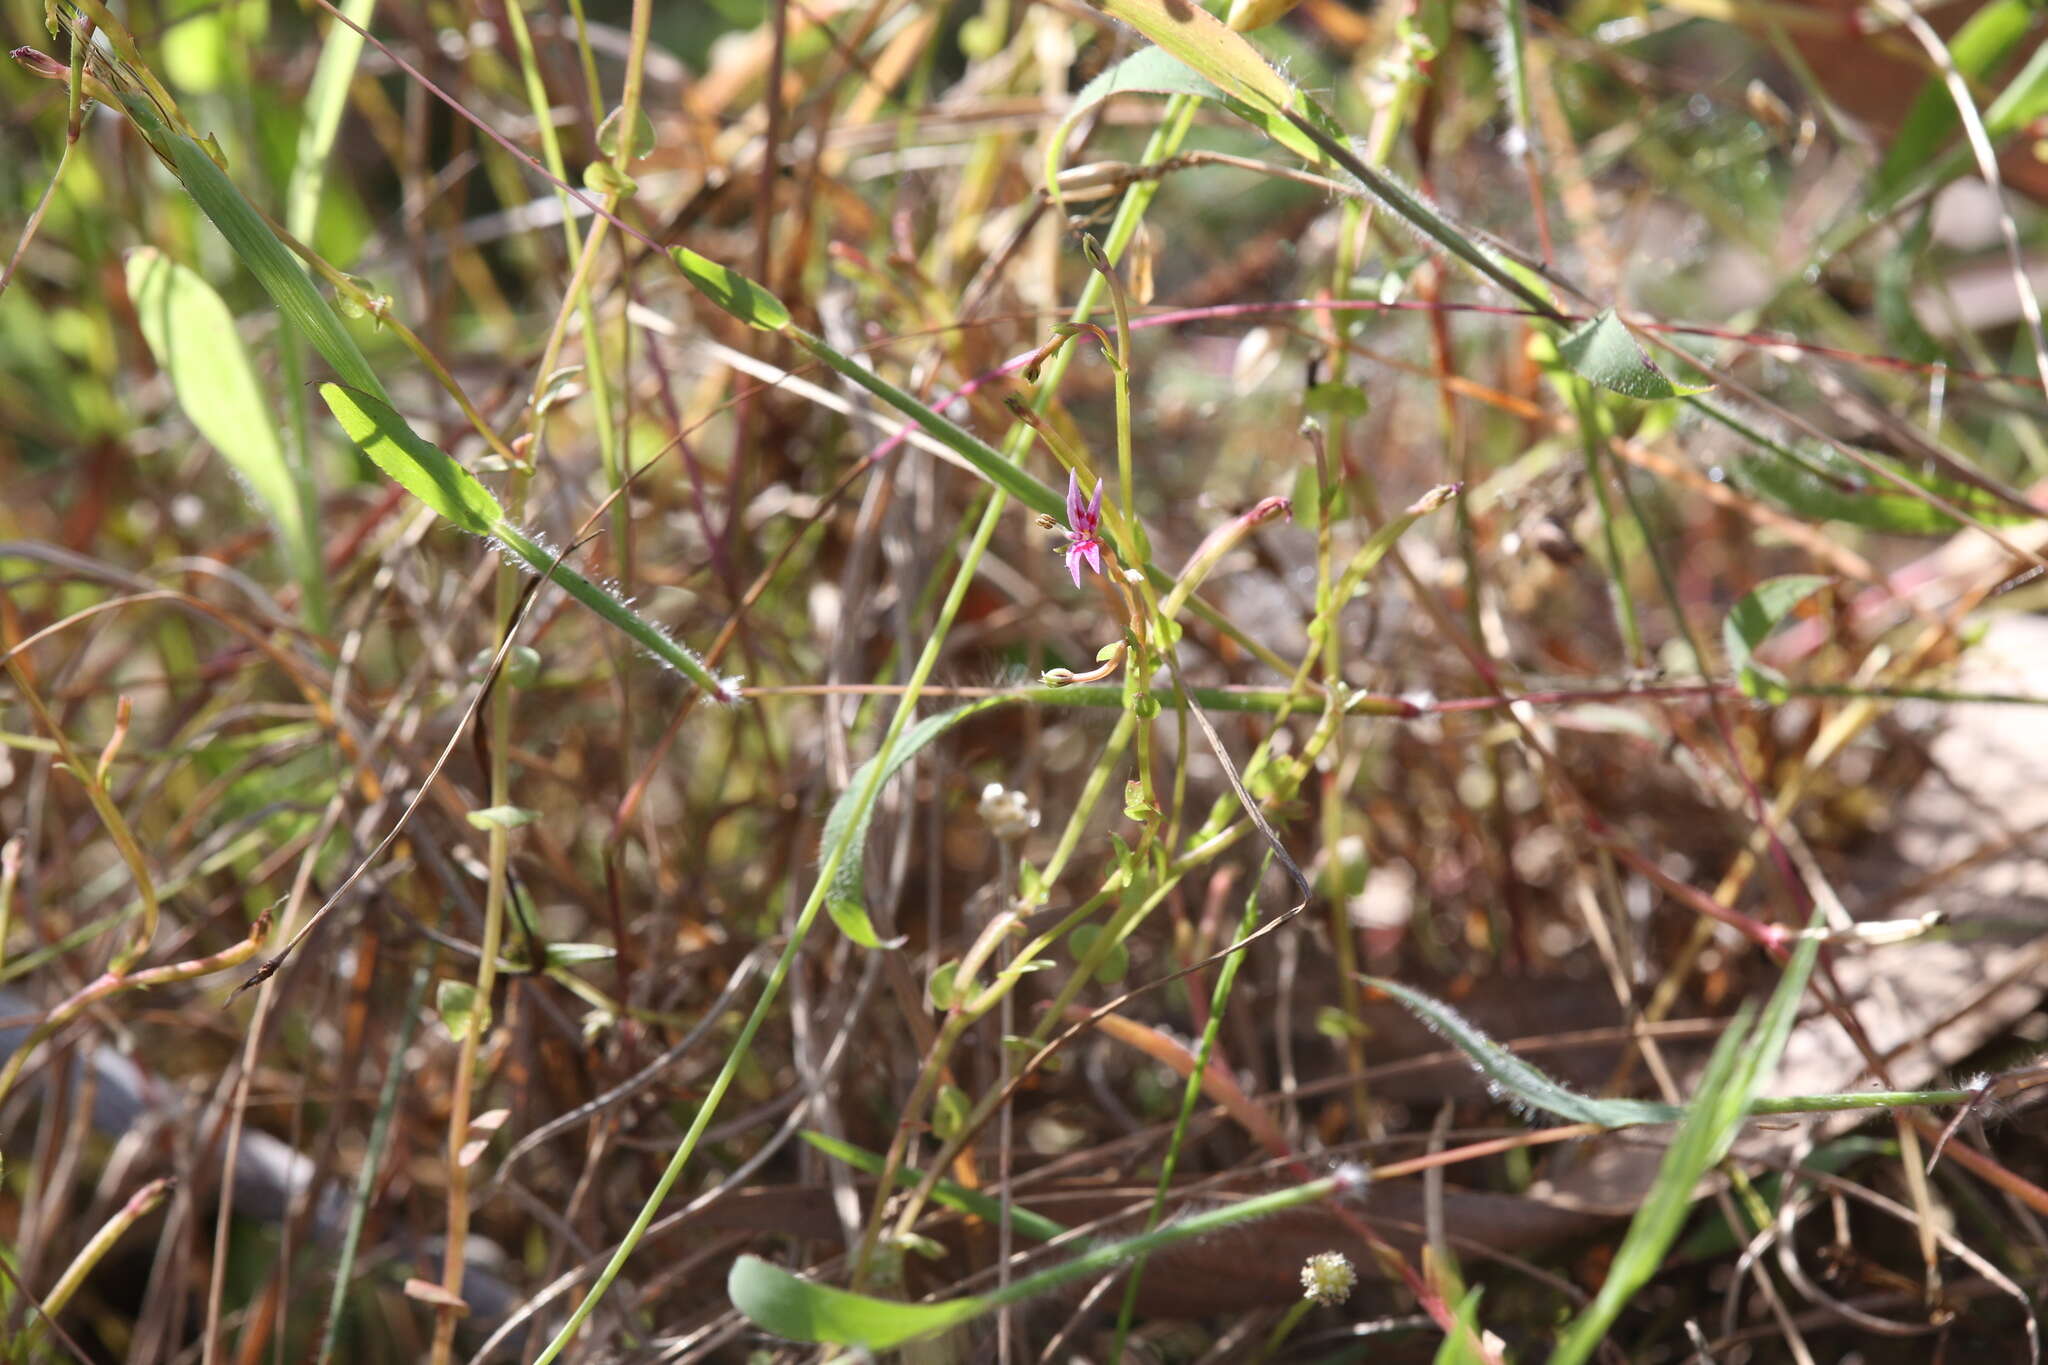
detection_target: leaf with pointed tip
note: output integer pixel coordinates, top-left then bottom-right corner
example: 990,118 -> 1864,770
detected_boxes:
1363,977 -> 1679,1127
116,95 -> 388,405
1431,1287 -> 1490,1365
1874,0 -> 2035,203
1552,904 -> 1826,1365
320,384 -> 733,701
672,247 -> 791,331
1558,310 -> 1709,400
321,383 -> 503,535
1728,443 -> 2034,535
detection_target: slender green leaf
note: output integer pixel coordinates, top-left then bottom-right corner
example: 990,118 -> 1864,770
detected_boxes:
1552,904 -> 1827,1365
320,384 -> 734,701
1549,1005 -> 1757,1365
1875,0 -> 2038,202
799,1132 -> 1069,1242
124,247 -> 323,626
1363,977 -> 1679,1126
1875,39 -> 2048,214
1431,1287 -> 1489,1365
821,697 -> 1014,946
672,247 -> 791,331
730,1171 -> 1354,1347
1334,484 -> 1458,604
1983,39 -> 2048,135
118,95 -> 388,404
320,383 -> 502,535
1723,574 -> 1828,700
1728,442 -> 2032,534
287,0 -> 377,243
1559,310 -> 1709,400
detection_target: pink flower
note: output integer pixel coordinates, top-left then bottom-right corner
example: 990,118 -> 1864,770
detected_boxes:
1062,471 -> 1105,587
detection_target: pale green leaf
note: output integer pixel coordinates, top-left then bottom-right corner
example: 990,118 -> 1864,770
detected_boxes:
320,383 -> 502,536
671,247 -> 792,332
1873,0 -> 2036,201
821,697 -> 1017,947
1727,443 -> 2032,535
1431,1287 -> 1489,1365
597,105 -> 656,160
542,942 -> 617,968
124,247 -> 322,623
726,1256 -> 987,1349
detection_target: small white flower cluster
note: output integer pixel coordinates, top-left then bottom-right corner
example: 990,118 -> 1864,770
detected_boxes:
1300,1250 -> 1356,1307
978,783 -> 1039,841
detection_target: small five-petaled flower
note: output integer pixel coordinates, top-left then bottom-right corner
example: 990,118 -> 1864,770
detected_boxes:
1062,471 -> 1105,587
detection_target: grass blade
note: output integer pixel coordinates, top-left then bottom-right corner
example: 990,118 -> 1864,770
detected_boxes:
1729,442 -> 2037,533
320,384 -> 734,702
1547,1005 -> 1758,1365
286,0 -> 377,244
118,94 -> 388,404
1550,906 -> 1828,1364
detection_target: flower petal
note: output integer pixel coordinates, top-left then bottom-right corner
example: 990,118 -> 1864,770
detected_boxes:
1080,539 -> 1103,577
1066,470 -> 1084,527
1066,546 -> 1085,588
1085,478 -> 1103,524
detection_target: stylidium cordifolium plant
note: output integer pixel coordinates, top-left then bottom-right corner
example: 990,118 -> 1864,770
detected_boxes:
18,4 -> 2047,1365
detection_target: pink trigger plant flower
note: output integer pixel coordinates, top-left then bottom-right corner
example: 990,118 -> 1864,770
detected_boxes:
1062,471 -> 1106,587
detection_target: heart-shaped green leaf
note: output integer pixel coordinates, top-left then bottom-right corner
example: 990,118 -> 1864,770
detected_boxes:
1558,310 -> 1709,401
